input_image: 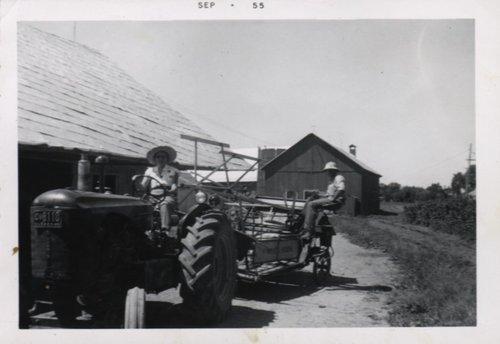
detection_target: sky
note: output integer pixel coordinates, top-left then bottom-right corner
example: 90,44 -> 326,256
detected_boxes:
28,20 -> 475,187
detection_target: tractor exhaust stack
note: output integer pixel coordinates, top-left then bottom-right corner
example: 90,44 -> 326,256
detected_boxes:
77,153 -> 91,191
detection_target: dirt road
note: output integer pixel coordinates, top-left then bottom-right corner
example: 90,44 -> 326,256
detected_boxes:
146,233 -> 400,328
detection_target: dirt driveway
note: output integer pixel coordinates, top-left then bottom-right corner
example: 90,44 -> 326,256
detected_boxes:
146,233 -> 400,328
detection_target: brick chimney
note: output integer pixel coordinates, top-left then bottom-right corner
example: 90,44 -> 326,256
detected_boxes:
349,144 -> 357,157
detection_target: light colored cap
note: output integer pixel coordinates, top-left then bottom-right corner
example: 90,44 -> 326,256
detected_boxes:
146,146 -> 177,165
323,161 -> 339,171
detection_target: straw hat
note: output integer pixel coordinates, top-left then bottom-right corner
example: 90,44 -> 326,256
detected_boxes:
146,146 -> 177,165
322,161 -> 339,171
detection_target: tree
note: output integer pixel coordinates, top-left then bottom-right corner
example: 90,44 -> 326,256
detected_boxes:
379,183 -> 387,200
380,182 -> 401,201
426,183 -> 446,200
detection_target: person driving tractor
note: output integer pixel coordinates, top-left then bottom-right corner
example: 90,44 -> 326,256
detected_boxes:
302,161 -> 346,238
141,146 -> 179,238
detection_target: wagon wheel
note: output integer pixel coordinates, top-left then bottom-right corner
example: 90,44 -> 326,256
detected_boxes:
178,215 -> 237,324
124,287 -> 146,328
313,251 -> 331,286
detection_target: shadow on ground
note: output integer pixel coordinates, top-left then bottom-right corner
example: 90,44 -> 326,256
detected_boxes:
235,270 -> 392,304
146,302 -> 275,328
145,270 -> 392,328
375,209 -> 399,216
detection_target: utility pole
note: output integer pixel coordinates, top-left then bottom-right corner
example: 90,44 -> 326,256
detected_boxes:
465,143 -> 475,194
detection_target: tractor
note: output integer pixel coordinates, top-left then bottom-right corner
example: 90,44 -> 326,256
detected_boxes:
29,151 -> 237,328
28,135 -> 337,328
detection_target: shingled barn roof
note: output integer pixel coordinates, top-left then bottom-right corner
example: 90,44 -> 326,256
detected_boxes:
261,133 -> 381,176
18,24 -> 246,169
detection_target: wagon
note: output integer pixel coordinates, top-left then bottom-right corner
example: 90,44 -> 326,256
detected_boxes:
181,135 -> 337,286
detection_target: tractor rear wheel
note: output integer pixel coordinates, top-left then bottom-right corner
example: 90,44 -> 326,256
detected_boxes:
178,215 -> 237,324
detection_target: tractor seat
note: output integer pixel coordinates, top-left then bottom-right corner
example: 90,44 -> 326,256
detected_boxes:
318,202 -> 340,213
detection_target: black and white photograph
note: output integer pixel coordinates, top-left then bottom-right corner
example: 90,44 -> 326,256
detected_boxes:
1,0 -> 500,343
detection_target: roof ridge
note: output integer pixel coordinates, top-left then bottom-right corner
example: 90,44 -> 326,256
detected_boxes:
261,133 -> 381,176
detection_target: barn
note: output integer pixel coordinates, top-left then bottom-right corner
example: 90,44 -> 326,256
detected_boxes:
257,133 -> 381,215
17,24 -> 248,208
17,25 -> 246,326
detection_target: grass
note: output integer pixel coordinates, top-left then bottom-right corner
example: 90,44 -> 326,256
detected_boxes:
334,215 -> 476,326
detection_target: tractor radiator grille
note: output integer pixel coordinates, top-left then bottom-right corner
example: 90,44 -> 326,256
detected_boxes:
31,227 -> 71,280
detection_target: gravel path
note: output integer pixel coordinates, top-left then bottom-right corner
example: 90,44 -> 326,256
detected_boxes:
146,233 -> 400,328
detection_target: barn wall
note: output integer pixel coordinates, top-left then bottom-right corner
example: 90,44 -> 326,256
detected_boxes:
345,172 -> 363,215
19,149 -> 199,214
18,150 -> 198,242
257,136 -> 381,216
362,174 -> 380,214
261,170 -> 363,216
259,139 -> 368,215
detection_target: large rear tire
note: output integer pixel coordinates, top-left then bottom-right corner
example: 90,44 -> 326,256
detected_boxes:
178,215 -> 237,324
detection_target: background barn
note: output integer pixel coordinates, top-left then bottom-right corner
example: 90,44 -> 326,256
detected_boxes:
257,133 -> 381,215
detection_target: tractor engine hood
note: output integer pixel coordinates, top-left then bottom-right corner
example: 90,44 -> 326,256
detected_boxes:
32,188 -> 150,209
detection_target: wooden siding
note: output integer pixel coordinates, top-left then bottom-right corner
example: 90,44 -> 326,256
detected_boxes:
258,134 -> 381,215
362,174 -> 381,214
258,140 -> 366,215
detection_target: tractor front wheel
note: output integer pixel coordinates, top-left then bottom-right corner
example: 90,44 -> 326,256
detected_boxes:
53,291 -> 78,328
178,215 -> 237,324
124,287 -> 146,328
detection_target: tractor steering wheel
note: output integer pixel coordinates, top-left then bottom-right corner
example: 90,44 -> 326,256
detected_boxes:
132,175 -> 171,204
147,176 -> 172,204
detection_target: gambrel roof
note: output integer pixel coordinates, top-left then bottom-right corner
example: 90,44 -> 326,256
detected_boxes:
17,24 -> 246,169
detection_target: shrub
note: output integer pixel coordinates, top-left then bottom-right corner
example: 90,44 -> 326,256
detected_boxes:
403,198 -> 476,240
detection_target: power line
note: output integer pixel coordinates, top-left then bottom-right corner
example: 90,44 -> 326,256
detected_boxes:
403,148 -> 470,178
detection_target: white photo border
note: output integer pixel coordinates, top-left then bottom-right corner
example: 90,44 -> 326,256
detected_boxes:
1,0 -> 499,343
